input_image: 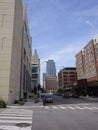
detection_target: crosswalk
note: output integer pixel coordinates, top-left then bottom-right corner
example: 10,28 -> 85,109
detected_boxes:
41,105 -> 98,111
0,108 -> 33,130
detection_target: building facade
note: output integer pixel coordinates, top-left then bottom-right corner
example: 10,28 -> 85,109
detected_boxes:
76,35 -> 98,96
45,76 -> 57,92
46,60 -> 56,77
58,67 -> 77,89
45,60 -> 57,92
31,49 -> 40,87
0,0 -> 32,104
43,73 -> 46,90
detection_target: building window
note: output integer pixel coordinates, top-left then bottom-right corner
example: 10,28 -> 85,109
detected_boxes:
32,74 -> 38,78
32,67 -> 38,73
96,48 -> 98,52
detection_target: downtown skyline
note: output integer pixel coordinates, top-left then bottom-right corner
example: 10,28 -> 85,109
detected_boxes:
23,0 -> 98,74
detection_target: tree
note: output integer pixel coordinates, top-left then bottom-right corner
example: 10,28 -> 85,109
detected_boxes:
57,88 -> 64,94
32,85 -> 37,94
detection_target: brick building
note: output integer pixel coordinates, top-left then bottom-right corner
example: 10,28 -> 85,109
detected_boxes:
76,35 -> 98,96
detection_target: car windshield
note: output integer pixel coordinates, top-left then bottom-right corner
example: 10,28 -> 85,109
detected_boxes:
45,95 -> 52,98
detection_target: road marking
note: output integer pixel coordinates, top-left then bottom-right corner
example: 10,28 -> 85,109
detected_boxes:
44,106 -> 50,109
52,106 -> 58,109
75,106 -> 85,110
67,106 -> 75,110
83,106 -> 94,110
91,107 -> 98,110
0,125 -> 31,130
0,109 -> 33,130
60,106 -> 67,109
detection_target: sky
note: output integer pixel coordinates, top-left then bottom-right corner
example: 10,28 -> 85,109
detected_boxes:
23,0 -> 98,79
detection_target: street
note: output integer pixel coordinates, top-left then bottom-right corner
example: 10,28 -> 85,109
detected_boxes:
0,95 -> 98,130
32,95 -> 98,130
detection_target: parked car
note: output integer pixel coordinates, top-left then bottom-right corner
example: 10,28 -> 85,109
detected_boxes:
72,94 -> 79,98
63,93 -> 70,98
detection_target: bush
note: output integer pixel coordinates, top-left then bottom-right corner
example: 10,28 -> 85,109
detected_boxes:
18,101 -> 25,105
0,100 -> 6,108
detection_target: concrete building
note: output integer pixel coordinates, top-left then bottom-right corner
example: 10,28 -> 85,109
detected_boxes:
76,35 -> 98,96
43,73 -> 46,90
31,49 -> 40,87
0,0 -> 32,104
58,67 -> 77,90
45,60 -> 57,92
45,76 -> 57,92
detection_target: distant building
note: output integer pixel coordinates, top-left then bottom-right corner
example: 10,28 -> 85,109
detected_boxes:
31,49 -> 40,87
46,60 -> 56,77
58,67 -> 77,89
0,0 -> 32,104
43,73 -> 46,90
45,76 -> 57,92
76,35 -> 98,96
45,60 -> 57,92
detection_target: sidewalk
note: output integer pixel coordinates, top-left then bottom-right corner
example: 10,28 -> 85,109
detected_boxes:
80,96 -> 98,102
0,100 -> 34,130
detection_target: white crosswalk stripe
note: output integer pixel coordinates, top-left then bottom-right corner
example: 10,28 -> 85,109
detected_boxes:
44,106 -> 50,109
43,105 -> 98,111
0,108 -> 33,130
51,106 -> 59,109
59,106 -> 67,109
83,106 -> 95,110
75,106 -> 85,110
67,106 -> 75,110
91,107 -> 98,110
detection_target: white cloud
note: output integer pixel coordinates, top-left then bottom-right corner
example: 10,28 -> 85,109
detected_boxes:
86,20 -> 95,28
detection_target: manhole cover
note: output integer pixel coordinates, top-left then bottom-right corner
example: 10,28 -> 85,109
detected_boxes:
16,123 -> 31,127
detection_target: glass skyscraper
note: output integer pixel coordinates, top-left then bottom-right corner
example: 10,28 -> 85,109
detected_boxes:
46,60 -> 56,77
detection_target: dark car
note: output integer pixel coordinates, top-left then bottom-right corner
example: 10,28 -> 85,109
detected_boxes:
43,94 -> 53,103
72,94 -> 79,98
63,93 -> 70,98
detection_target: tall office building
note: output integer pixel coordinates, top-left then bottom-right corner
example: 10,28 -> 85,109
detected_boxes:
0,0 -> 32,104
31,49 -> 40,87
46,60 -> 56,77
45,60 -> 57,92
76,35 -> 98,96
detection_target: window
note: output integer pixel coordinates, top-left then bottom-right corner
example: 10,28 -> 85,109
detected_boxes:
96,48 -> 98,52
69,72 -> 74,74
32,74 -> 38,78
32,67 -> 38,73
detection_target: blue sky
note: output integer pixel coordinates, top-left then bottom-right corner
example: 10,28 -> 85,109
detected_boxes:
23,0 -> 98,76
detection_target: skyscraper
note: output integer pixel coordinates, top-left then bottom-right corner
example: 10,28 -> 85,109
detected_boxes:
46,60 -> 56,77
31,49 -> 40,87
45,60 -> 57,92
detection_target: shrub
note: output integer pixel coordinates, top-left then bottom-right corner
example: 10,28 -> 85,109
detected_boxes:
18,101 -> 25,105
0,100 -> 6,108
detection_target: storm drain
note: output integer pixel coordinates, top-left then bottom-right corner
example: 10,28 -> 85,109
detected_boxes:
16,123 -> 31,127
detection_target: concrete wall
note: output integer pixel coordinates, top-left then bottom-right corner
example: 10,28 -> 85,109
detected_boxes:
8,0 -> 23,104
0,0 -> 15,103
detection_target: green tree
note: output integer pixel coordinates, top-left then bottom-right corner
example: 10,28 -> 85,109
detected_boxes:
32,85 -> 37,94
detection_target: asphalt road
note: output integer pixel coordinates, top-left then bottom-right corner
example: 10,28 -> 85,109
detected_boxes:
32,96 -> 98,130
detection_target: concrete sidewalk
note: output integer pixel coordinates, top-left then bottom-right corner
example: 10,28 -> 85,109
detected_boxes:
80,96 -> 98,102
0,101 -> 34,130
